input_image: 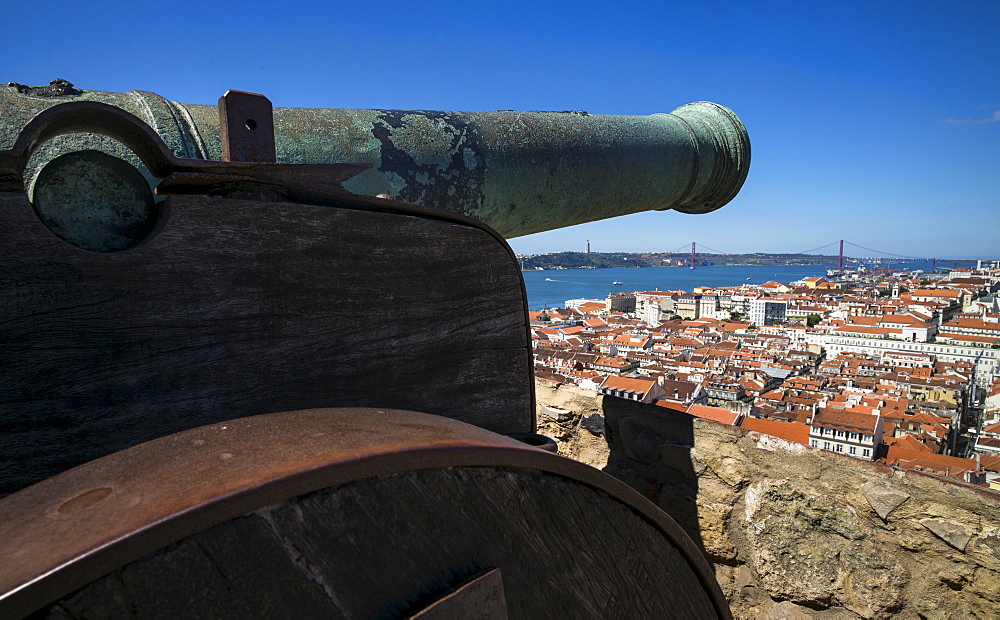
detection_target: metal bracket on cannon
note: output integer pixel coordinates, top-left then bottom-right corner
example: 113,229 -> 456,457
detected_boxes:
0,90 -> 505,253
0,90 -> 367,198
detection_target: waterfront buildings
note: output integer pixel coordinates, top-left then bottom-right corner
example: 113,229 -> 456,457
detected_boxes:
529,264 -> 1000,487
605,292 -> 636,313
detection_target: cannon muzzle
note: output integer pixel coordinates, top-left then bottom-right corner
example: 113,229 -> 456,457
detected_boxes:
1,83 -> 749,239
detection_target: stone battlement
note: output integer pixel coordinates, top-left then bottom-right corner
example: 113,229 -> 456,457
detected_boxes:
534,378 -> 1000,618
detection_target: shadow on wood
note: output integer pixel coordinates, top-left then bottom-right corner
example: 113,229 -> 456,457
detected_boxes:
0,191 -> 533,496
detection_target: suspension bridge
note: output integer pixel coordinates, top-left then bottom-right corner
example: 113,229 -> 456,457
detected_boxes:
664,240 -> 990,271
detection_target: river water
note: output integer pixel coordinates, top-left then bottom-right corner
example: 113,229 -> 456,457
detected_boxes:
521,262 -> 935,310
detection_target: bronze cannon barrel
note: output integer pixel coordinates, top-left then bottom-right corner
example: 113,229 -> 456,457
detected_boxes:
0,84 -> 749,239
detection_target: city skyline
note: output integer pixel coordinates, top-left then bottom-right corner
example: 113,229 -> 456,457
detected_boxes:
6,0 -> 998,259
515,241 -> 992,265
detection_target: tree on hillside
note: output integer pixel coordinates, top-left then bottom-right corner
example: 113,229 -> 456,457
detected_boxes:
806,313 -> 822,327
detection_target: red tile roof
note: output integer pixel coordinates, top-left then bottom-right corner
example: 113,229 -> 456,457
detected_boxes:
885,434 -> 933,452
883,446 -> 979,478
600,375 -> 657,395
739,417 -> 811,446
981,455 -> 1000,473
688,404 -> 741,425
982,421 -> 1000,435
812,408 -> 880,434
654,400 -> 689,413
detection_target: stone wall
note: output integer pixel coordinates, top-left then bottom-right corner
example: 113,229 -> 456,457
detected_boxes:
534,378 -> 1000,619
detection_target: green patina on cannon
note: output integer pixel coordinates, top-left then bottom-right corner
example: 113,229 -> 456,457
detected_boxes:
1,80 -> 749,252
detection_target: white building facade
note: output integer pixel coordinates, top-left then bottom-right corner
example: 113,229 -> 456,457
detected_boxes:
750,299 -> 788,327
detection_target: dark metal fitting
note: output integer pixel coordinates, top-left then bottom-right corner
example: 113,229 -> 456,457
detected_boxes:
506,432 -> 558,453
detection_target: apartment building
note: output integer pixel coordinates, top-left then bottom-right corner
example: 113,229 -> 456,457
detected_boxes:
809,407 -> 884,460
749,299 -> 788,327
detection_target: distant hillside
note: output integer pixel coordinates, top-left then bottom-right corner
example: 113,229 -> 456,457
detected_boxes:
519,252 -> 838,270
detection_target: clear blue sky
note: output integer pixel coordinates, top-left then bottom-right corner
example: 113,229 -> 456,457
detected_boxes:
7,0 -> 998,259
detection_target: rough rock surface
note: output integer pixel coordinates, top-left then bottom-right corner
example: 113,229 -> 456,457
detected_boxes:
533,380 -> 609,469
534,378 -> 1000,619
921,518 -> 973,551
860,481 -> 911,520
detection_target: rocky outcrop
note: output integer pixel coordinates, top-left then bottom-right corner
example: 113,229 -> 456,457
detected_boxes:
534,380 -> 610,469
534,378 -> 1000,619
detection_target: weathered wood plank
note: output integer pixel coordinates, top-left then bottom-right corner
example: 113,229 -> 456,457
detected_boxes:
45,467 -> 719,618
51,515 -> 342,619
268,468 -> 718,618
0,192 -> 532,495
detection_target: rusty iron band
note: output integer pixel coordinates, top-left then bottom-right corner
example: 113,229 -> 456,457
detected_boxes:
0,408 -> 728,618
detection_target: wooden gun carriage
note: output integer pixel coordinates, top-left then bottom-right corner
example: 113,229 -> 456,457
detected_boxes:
0,85 -> 748,618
